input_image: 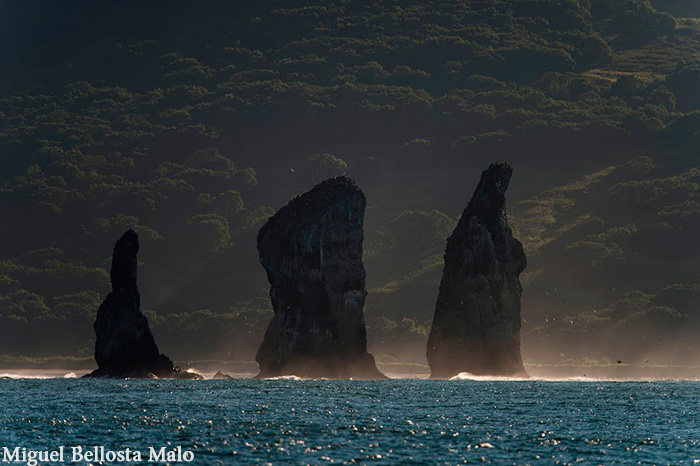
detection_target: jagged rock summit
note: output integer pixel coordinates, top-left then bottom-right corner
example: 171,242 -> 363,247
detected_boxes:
255,177 -> 385,379
85,230 -> 200,379
427,163 -> 527,378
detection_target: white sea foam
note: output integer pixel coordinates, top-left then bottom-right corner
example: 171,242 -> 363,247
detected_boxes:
446,372 -> 679,382
0,369 -> 88,379
0,373 -> 54,379
263,375 -> 303,381
449,372 -> 530,381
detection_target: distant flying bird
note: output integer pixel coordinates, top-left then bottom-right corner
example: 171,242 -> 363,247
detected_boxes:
291,168 -> 295,173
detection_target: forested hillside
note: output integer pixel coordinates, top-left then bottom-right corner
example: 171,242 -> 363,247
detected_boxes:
0,0 -> 698,369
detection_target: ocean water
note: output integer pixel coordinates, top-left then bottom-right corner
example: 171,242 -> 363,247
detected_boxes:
0,376 -> 699,465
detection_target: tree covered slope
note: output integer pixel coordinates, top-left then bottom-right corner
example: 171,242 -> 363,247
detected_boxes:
0,0 -> 698,367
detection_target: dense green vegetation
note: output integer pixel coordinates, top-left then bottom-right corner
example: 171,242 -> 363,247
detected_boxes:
0,0 -> 699,368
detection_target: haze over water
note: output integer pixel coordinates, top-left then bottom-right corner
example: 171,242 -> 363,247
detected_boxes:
1,377 -> 699,465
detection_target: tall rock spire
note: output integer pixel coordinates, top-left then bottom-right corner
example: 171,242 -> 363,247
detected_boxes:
86,230 -> 200,378
255,177 -> 385,379
427,163 -> 527,378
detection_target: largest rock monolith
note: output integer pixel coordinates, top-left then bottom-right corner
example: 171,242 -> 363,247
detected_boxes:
427,163 -> 527,378
256,177 -> 385,379
85,230 -> 199,379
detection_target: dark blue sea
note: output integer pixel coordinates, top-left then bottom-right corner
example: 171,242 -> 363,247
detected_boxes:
0,375 -> 699,465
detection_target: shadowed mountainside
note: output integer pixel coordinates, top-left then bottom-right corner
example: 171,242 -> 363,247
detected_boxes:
0,0 -> 698,369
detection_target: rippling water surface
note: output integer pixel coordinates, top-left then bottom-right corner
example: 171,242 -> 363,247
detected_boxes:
1,377 -> 699,465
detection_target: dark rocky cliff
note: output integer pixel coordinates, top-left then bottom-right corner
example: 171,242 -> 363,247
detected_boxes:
427,163 -> 527,378
85,230 -> 200,379
256,177 -> 385,379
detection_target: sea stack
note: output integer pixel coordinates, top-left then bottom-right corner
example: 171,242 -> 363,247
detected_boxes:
255,177 -> 385,379
427,163 -> 527,378
85,230 -> 199,379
